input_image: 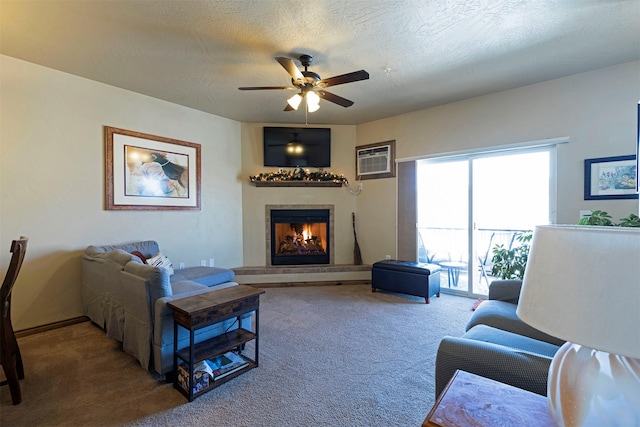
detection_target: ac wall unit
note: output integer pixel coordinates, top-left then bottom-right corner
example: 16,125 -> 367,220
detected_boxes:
356,140 -> 396,180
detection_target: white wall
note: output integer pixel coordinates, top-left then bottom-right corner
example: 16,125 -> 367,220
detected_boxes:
0,55 -> 244,330
355,61 -> 640,263
2,55 -> 638,330
240,123 -> 358,266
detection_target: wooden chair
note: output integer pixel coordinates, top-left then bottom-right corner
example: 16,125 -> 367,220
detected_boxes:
1,237 -> 28,405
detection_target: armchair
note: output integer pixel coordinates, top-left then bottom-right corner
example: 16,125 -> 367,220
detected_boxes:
435,280 -> 565,397
466,280 -> 565,346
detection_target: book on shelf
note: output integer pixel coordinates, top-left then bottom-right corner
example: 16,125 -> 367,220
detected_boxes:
177,361 -> 212,394
178,351 -> 249,390
213,362 -> 248,381
209,351 -> 248,380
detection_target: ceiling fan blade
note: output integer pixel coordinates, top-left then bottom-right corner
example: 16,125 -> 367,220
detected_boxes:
276,57 -> 304,84
238,86 -> 297,90
317,90 -> 354,108
284,103 -> 295,111
317,70 -> 369,88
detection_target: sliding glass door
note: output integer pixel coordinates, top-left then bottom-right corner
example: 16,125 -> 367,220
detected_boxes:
417,147 -> 554,297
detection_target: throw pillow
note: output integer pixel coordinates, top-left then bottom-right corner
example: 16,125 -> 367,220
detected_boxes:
147,252 -> 175,276
131,250 -> 148,264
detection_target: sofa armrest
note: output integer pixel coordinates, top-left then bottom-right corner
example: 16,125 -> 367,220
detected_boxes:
124,261 -> 172,302
154,281 -> 239,320
488,280 -> 522,303
120,270 -> 153,369
435,335 -> 554,398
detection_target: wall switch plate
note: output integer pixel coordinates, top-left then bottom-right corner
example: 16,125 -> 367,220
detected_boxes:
209,258 -> 215,267
179,262 -> 185,270
200,260 -> 207,266
358,182 -> 363,191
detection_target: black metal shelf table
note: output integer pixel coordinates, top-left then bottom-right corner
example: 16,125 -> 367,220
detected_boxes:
167,285 -> 265,402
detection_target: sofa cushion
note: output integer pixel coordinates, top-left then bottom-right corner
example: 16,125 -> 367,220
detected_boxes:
131,251 -> 148,264
171,266 -> 235,287
466,300 -> 565,347
464,324 -> 560,358
171,280 -> 208,294
87,241 -> 160,259
147,253 -> 174,276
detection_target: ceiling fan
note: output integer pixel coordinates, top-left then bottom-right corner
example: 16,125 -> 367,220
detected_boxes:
238,54 -> 369,112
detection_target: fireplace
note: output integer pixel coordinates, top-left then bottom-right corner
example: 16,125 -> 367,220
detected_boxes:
267,206 -> 333,266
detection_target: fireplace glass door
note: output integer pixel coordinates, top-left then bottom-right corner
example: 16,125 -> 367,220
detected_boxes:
270,209 -> 330,265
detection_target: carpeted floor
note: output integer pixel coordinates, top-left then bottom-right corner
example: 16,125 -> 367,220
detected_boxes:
0,284 -> 473,426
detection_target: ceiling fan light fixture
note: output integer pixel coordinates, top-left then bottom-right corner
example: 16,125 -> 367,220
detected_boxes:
287,93 -> 302,110
306,91 -> 320,112
307,102 -> 320,113
239,55 -> 369,112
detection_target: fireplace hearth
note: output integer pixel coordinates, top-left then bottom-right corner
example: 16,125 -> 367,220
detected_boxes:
268,206 -> 333,266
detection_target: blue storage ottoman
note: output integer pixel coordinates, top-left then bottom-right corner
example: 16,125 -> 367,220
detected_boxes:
371,260 -> 441,303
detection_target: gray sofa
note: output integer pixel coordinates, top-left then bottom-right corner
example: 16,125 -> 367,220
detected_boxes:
435,280 -> 564,397
82,240 -> 251,375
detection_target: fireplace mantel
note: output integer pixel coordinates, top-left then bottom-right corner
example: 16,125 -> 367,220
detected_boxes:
253,181 -> 342,187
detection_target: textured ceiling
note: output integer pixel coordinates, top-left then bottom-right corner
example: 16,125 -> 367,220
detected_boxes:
1,0 -> 639,125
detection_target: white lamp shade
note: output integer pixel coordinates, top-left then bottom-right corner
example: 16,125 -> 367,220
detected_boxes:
306,91 -> 319,104
287,94 -> 302,110
517,225 -> 640,358
306,91 -> 320,112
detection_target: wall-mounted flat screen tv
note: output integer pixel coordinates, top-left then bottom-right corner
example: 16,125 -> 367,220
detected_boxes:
263,127 -> 331,167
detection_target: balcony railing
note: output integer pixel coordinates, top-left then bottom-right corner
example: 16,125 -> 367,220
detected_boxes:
417,227 -> 529,296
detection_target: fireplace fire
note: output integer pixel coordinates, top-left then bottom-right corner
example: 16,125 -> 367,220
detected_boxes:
275,222 -> 326,256
270,208 -> 330,265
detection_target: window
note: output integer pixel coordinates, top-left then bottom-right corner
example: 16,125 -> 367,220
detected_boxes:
415,146 -> 555,296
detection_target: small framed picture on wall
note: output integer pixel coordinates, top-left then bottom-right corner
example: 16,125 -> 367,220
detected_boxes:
584,155 -> 638,200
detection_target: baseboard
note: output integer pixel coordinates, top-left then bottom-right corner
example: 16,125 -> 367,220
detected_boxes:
247,280 -> 371,288
15,282 -> 370,336
16,316 -> 90,338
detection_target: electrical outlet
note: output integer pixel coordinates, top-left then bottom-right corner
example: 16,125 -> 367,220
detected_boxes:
200,260 -> 207,267
209,258 -> 215,267
385,254 -> 391,260
179,262 -> 185,270
580,210 -> 592,219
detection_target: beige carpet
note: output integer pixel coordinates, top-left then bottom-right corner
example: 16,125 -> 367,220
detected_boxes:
0,284 -> 473,426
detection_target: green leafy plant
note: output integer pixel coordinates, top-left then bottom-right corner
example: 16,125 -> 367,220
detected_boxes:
490,230 -> 533,280
577,210 -> 614,226
578,210 -> 640,227
618,213 -> 640,227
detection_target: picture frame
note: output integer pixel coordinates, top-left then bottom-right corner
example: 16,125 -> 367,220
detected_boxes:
584,155 -> 638,200
105,126 -> 201,210
355,140 -> 396,180
636,102 -> 639,193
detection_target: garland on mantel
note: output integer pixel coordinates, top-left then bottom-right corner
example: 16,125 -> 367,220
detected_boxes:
249,168 -> 349,185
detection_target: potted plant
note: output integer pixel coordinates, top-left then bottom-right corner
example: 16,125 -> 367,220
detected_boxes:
577,210 -> 614,226
618,213 -> 640,227
490,230 -> 533,280
578,210 -> 640,227
490,211 -> 638,281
